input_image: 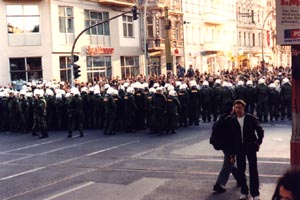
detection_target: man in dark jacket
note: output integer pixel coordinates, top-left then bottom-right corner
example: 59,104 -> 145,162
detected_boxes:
232,100 -> 264,200
212,103 -> 239,193
280,78 -> 292,120
67,88 -> 84,138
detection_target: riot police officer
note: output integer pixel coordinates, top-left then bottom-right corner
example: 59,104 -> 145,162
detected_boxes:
67,88 -> 84,138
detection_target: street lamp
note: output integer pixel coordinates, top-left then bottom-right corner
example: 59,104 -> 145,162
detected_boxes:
261,10 -> 274,68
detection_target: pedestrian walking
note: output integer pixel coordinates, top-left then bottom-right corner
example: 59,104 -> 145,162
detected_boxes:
232,99 -> 264,200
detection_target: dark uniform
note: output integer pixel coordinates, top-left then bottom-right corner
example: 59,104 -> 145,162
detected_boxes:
124,92 -> 138,132
32,95 -> 48,138
245,83 -> 256,114
256,82 -> 269,122
67,93 -> 84,137
220,85 -> 235,115
135,89 -> 146,130
177,88 -> 190,127
235,84 -> 247,102
151,91 -> 166,133
280,81 -> 292,120
8,93 -> 19,132
212,82 -> 222,121
165,95 -> 181,133
188,86 -> 201,125
200,84 -> 213,122
103,93 -> 117,135
269,85 -> 280,121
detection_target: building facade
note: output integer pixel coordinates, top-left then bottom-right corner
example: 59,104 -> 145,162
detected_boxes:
0,0 -> 292,86
0,0 -> 142,85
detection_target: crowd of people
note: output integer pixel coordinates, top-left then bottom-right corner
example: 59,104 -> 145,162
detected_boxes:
0,65 -> 292,138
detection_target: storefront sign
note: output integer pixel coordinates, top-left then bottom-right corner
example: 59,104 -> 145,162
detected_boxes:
86,46 -> 114,55
276,0 -> 300,45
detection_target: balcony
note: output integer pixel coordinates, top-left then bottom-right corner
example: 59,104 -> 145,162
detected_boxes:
201,13 -> 227,25
98,0 -> 135,7
203,42 -> 229,52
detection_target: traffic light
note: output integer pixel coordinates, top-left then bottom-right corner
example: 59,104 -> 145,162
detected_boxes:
73,64 -> 81,79
132,6 -> 138,20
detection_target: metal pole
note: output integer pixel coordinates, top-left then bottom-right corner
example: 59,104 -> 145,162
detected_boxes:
70,10 -> 132,86
261,10 -> 273,68
164,7 -> 172,74
143,0 -> 149,80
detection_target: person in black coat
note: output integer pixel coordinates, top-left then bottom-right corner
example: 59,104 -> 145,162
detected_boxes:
232,99 -> 264,200
212,103 -> 239,193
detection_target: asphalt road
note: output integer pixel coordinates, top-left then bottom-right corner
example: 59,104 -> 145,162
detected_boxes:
0,121 -> 292,200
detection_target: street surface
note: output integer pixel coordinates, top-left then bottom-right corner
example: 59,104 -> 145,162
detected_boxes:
0,121 -> 291,200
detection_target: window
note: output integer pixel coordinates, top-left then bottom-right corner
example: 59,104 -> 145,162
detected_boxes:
123,15 -> 134,37
87,56 -> 112,81
59,6 -> 74,33
243,32 -> 246,46
7,5 -> 40,34
84,10 -> 110,35
121,56 -> 139,78
252,33 -> 255,46
10,57 -> 42,81
147,16 -> 153,38
60,56 -> 72,82
238,31 -> 241,46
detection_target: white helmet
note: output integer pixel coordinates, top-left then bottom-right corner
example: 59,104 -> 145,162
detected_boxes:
202,81 -> 209,86
112,89 -> 119,96
118,85 -> 125,91
149,87 -> 156,94
215,79 -> 221,84
237,80 -> 244,86
222,81 -> 228,87
164,83 -> 170,89
123,82 -> 130,88
179,84 -> 186,90
26,92 -> 33,98
168,85 -> 175,91
106,87 -> 115,95
81,87 -> 88,93
282,78 -> 289,84
20,90 -> 26,95
269,83 -> 276,88
46,88 -> 54,96
88,87 -> 94,93
169,90 -> 177,97
258,78 -> 265,84
56,93 -> 63,99
189,80 -> 197,87
246,80 -> 253,85
126,87 -> 135,94
153,83 -> 160,88
71,87 -> 79,95
156,86 -> 164,92
175,81 -> 181,87
142,82 -> 149,89
104,84 -> 110,90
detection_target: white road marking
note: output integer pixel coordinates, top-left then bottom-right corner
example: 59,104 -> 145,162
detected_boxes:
0,140 -> 138,181
43,181 -> 95,200
1,139 -> 63,154
0,166 -> 46,180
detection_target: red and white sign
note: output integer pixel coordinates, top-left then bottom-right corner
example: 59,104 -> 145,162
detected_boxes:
86,46 -> 114,55
276,0 -> 300,45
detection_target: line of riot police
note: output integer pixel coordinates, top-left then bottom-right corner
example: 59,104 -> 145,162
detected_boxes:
0,76 -> 292,138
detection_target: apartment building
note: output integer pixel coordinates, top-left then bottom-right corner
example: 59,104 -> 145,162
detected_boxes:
183,0 -> 237,73
0,0 -> 142,85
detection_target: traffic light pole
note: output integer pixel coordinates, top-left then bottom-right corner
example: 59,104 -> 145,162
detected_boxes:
164,7 -> 172,74
70,9 -> 133,86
